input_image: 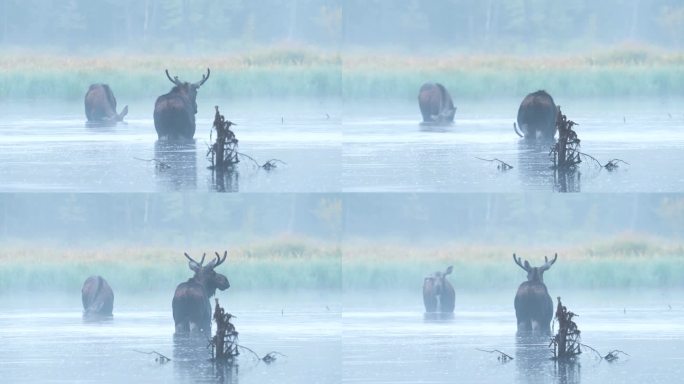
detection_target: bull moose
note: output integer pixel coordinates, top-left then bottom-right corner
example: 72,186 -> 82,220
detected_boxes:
515,90 -> 558,139
172,251 -> 229,334
418,82 -> 456,124
84,84 -> 128,123
423,266 -> 455,314
512,253 -> 557,334
154,69 -> 211,140
81,275 -> 114,317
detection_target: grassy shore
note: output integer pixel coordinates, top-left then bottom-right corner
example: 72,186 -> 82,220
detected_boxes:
0,238 -> 341,293
1,236 -> 681,293
1,47 -> 682,100
343,236 -> 684,290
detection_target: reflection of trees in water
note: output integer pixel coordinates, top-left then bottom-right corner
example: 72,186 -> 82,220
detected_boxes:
173,334 -> 239,384
555,360 -> 581,384
211,168 -> 239,192
554,170 -> 581,193
154,140 -> 197,191
516,334 -> 581,384
517,139 -> 555,190
517,140 -> 581,193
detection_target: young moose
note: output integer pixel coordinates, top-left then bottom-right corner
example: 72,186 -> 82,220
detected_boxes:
423,266 -> 455,314
512,253 -> 558,334
172,251 -> 229,334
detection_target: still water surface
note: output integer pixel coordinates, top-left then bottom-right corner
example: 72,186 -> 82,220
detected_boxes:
343,291 -> 684,384
343,98 -> 684,192
0,293 -> 340,384
0,100 -> 340,192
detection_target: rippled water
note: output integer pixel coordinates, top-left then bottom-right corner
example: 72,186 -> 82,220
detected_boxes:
0,292 -> 341,384
0,100 -> 341,192
343,98 -> 684,192
343,291 -> 684,384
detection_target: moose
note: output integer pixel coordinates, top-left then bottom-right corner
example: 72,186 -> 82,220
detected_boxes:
154,69 -> 211,140
172,251 -> 229,334
512,253 -> 557,334
418,82 -> 456,124
81,275 -> 114,317
515,90 -> 558,139
423,266 -> 455,314
84,84 -> 128,123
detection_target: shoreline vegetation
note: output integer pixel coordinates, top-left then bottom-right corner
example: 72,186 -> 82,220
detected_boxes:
1,47 -> 683,100
0,235 -> 682,292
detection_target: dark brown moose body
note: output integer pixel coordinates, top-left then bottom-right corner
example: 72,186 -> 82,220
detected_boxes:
516,90 -> 557,139
81,275 -> 114,317
423,266 -> 455,313
84,84 -> 128,123
418,82 -> 456,124
172,251 -> 229,334
512,253 -> 557,334
154,69 -> 210,140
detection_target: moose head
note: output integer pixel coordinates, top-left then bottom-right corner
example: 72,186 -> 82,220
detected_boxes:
513,253 -> 557,283
184,251 -> 229,297
164,69 -> 210,113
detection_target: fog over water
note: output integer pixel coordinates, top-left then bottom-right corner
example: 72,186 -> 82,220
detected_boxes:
1,1 -> 684,383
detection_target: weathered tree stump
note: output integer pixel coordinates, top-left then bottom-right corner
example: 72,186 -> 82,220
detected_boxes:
210,298 -> 239,362
208,106 -> 239,171
550,297 -> 582,361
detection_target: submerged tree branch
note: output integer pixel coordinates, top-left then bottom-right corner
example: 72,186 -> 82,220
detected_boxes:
476,348 -> 514,363
133,349 -> 171,364
475,157 -> 514,171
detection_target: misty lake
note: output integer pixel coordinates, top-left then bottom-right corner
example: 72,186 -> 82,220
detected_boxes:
343,290 -> 684,384
343,98 -> 684,192
0,292 -> 340,384
0,100 -> 340,192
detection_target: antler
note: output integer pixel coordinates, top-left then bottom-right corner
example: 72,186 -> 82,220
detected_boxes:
512,253 -> 529,272
540,253 -> 558,271
195,68 -> 210,87
207,250 -> 227,269
165,69 -> 181,85
184,252 -> 206,269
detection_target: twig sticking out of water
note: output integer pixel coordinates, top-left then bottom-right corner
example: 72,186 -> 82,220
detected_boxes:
237,345 -> 286,365
133,349 -> 171,364
133,157 -> 171,170
476,348 -> 514,363
475,157 -> 514,171
603,159 -> 629,171
237,152 -> 287,171
579,344 -> 629,362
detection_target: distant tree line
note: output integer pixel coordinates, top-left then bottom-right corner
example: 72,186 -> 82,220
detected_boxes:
0,0 -> 682,52
0,0 -> 342,51
344,0 -> 684,52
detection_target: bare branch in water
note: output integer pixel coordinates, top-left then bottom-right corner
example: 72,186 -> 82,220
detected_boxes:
476,348 -> 514,363
133,349 -> 171,364
475,157 -> 514,171
133,157 -> 170,170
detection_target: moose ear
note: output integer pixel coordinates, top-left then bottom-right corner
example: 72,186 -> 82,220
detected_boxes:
445,266 -> 453,275
188,261 -> 200,272
524,260 -> 530,269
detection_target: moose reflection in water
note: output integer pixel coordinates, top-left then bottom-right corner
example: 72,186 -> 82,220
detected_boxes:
154,69 -> 211,140
173,251 -> 230,335
81,275 -> 114,319
422,265 -> 455,318
513,253 -> 557,334
154,140 -> 198,190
